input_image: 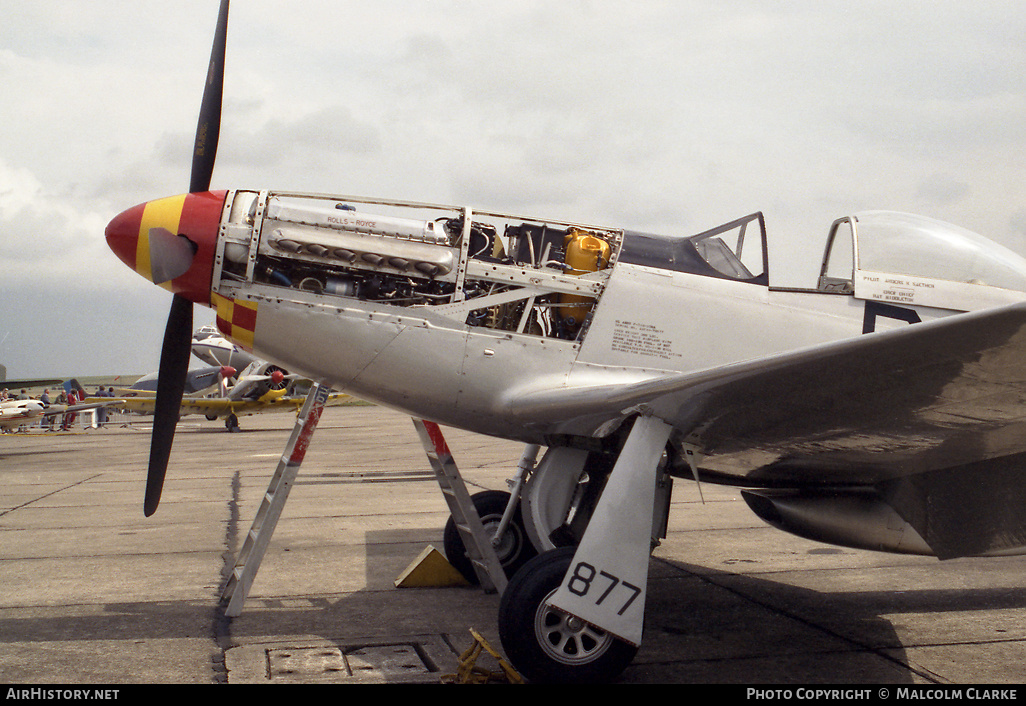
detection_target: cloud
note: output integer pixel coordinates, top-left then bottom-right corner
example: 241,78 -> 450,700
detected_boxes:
0,158 -> 125,288
916,174 -> 971,208
217,105 -> 382,172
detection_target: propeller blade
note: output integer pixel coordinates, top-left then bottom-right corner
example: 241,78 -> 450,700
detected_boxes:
145,293 -> 193,516
145,1 -> 229,516
190,0 -> 229,194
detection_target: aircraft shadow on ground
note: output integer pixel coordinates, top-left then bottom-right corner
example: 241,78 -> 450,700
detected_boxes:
637,554 -> 1026,683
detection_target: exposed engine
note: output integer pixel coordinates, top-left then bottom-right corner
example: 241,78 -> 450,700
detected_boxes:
215,191 -> 622,342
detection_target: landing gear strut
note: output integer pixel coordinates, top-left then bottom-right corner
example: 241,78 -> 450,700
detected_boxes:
498,415 -> 673,682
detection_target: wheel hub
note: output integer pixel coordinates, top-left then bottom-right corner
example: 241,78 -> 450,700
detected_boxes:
484,516 -> 519,560
534,592 -> 614,666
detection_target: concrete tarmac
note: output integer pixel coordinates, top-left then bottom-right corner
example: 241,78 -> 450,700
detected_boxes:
1,405 -> 1025,685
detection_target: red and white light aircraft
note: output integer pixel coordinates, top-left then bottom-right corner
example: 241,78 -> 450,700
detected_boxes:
105,2 -> 1026,682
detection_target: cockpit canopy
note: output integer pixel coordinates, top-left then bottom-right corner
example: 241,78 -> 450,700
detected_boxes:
819,211 -> 1026,311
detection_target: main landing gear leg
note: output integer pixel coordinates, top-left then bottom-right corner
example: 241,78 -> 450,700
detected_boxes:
498,414 -> 672,683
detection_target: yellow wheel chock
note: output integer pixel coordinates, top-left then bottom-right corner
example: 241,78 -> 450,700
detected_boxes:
442,628 -> 522,684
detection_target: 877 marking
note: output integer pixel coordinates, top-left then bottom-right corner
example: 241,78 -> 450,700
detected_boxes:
565,561 -> 642,616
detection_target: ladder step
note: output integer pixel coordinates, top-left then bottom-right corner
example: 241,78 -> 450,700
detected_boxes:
222,383 -> 331,617
411,418 -> 508,594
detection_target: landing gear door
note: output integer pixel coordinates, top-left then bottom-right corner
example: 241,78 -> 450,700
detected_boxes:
817,217 -> 855,294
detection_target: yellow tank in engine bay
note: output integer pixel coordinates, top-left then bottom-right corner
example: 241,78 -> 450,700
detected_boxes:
560,228 -> 612,325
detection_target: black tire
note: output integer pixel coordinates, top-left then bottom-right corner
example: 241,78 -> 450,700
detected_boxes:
443,490 -> 536,585
498,547 -> 638,683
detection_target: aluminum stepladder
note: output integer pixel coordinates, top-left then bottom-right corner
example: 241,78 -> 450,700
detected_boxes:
412,418 -> 508,594
221,383 -> 331,617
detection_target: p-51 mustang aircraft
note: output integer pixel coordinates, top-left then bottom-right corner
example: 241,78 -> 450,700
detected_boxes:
104,2 -> 1026,682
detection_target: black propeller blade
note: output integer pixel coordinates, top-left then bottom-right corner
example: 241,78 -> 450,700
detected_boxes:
145,0 -> 229,517
190,0 -> 228,195
145,294 -> 193,516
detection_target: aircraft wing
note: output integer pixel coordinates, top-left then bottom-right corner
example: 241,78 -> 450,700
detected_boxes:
0,377 -> 63,389
49,401 -> 109,416
510,302 -> 1026,483
196,392 -> 350,416
106,396 -> 266,417
105,392 -> 349,417
175,396 -> 303,417
509,302 -> 1026,558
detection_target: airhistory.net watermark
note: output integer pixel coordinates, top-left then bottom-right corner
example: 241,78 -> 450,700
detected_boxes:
5,689 -> 119,701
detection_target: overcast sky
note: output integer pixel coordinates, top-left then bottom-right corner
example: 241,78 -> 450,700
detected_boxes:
2,0 -> 1024,378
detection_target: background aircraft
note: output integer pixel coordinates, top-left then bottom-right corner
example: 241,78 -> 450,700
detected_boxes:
0,364 -> 62,392
81,323 -> 346,431
103,1 -> 1026,682
190,324 -> 258,370
122,364 -> 237,397
0,396 -> 106,432
95,360 -> 347,432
